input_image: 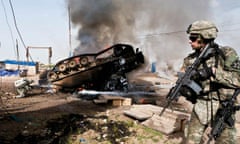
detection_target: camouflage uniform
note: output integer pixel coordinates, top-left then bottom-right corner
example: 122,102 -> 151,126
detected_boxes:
182,47 -> 238,144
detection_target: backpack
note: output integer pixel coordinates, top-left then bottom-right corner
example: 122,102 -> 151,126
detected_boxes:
220,46 -> 240,73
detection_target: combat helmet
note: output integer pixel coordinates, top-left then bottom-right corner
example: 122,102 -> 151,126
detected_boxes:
187,20 -> 218,39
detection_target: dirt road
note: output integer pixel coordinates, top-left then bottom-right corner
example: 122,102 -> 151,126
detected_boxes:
0,74 -> 185,144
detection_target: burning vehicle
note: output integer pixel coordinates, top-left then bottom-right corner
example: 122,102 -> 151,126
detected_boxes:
47,44 -> 144,92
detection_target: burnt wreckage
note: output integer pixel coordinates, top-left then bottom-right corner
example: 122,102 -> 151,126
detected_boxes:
47,44 -> 144,92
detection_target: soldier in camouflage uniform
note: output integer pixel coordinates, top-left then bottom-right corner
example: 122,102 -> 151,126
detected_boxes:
180,20 -> 239,144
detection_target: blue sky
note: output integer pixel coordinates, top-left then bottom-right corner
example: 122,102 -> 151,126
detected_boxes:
212,0 -> 240,52
0,0 -> 69,64
1,0 -> 240,65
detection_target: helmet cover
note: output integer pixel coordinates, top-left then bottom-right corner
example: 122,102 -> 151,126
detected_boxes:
187,20 -> 218,39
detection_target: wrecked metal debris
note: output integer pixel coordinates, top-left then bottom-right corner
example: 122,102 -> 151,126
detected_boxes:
47,44 -> 144,92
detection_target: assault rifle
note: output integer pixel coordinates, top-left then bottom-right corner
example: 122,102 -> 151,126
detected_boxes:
159,42 -> 216,116
206,88 -> 240,144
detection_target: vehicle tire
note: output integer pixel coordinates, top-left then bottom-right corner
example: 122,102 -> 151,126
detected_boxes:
69,60 -> 77,68
59,63 -> 67,72
80,57 -> 88,66
47,72 -> 58,81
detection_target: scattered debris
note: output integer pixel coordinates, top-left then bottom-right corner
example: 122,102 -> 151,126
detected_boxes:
14,78 -> 34,98
3,114 -> 135,144
0,72 -> 190,144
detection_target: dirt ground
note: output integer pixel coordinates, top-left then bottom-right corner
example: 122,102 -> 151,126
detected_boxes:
1,73 -> 240,144
0,73 -> 187,144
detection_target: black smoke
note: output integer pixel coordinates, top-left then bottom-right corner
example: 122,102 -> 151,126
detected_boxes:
67,0 -> 212,71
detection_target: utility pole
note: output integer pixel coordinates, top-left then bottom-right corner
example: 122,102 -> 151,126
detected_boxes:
16,39 -> 20,70
68,4 -> 72,57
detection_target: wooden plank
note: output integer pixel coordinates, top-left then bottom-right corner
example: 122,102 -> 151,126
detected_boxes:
130,104 -> 190,119
95,95 -> 132,106
124,109 -> 154,120
93,99 -> 108,104
99,95 -> 125,100
142,114 -> 177,134
124,104 -> 164,120
124,104 -> 191,134
112,98 -> 132,106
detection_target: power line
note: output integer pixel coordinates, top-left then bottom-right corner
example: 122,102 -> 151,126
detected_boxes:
8,0 -> 34,62
138,21 -> 240,39
1,0 -> 16,58
138,30 -> 185,39
138,26 -> 240,39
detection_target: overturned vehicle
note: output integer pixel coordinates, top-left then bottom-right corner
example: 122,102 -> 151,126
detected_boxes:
47,44 -> 144,92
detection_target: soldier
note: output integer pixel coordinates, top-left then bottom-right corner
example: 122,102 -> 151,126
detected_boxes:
181,20 -> 239,144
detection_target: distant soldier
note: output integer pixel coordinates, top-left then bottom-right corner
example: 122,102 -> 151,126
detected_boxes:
180,20 -> 239,144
